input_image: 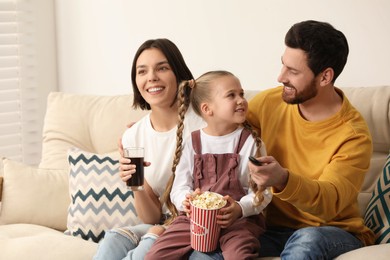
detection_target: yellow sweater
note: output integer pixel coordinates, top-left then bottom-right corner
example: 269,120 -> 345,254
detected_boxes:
247,86 -> 375,246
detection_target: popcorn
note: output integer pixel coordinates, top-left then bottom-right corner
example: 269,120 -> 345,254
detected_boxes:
191,191 -> 226,210
190,191 -> 226,252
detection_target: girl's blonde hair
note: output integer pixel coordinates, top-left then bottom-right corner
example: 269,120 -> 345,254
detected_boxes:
161,70 -> 265,223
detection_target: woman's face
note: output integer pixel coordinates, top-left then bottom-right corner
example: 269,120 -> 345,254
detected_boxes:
135,48 -> 177,109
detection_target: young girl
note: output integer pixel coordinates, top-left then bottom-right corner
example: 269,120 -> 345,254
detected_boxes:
145,71 -> 272,260
93,38 -> 205,260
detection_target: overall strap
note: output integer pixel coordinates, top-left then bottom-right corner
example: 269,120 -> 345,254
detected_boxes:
191,130 -> 202,154
234,128 -> 251,154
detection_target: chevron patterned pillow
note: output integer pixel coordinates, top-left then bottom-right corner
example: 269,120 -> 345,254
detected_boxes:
364,153 -> 390,244
65,148 -> 141,242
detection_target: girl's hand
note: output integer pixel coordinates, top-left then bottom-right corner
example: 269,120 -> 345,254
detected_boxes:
216,195 -> 242,228
182,188 -> 201,217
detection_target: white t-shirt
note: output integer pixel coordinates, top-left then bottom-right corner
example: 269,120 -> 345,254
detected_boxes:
122,107 -> 205,212
170,127 -> 272,218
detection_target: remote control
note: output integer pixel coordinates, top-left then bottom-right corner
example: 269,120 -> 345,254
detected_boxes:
249,156 -> 262,166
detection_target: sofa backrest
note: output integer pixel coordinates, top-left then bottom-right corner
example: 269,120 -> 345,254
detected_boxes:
340,86 -> 390,215
39,92 -> 148,169
341,86 -> 390,154
38,87 -> 390,216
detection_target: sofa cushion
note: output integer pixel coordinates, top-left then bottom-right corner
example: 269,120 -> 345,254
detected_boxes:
334,243 -> 390,259
0,158 -> 69,231
364,153 -> 390,244
65,148 -> 141,242
0,224 -> 98,260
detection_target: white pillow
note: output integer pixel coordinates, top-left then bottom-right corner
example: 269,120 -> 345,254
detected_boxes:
0,158 -> 69,231
65,148 -> 141,242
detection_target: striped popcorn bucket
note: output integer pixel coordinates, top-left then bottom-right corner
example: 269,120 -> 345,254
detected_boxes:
190,197 -> 225,252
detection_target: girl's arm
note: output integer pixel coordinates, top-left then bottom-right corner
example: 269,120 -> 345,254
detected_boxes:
170,140 -> 195,211
238,187 -> 272,217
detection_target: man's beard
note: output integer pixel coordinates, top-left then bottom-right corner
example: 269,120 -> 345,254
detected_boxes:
282,78 -> 318,104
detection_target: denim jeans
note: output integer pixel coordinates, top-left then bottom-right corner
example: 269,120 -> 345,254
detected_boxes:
259,226 -> 364,260
190,226 -> 363,260
189,250 -> 224,260
93,224 -> 156,260
93,224 -> 222,260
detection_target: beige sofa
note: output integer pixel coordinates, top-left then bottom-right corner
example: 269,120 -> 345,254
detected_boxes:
0,86 -> 389,260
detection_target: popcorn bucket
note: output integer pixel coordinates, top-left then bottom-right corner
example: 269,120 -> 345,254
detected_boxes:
190,192 -> 226,252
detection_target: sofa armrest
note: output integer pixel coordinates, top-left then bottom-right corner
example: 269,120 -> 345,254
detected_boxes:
0,176 -> 3,201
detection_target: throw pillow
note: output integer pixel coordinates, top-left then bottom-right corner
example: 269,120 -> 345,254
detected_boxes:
364,153 -> 390,244
0,158 -> 69,230
65,148 -> 141,242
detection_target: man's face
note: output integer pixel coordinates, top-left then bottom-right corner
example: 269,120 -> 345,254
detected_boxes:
277,47 -> 320,104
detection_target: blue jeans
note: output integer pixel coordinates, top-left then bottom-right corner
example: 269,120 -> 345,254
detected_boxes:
93,224 -> 217,260
189,250 -> 224,260
260,226 -> 364,259
93,224 -> 156,260
190,226 -> 363,260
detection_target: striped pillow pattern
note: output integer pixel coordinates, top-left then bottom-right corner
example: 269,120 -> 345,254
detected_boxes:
364,153 -> 390,244
65,148 -> 141,242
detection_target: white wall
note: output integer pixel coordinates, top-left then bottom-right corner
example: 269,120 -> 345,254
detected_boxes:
55,0 -> 390,95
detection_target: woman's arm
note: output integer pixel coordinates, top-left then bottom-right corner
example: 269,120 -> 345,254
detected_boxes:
133,180 -> 162,224
119,154 -> 162,224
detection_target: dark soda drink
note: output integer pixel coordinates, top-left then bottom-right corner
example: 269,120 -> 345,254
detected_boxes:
123,147 -> 144,191
126,157 -> 144,189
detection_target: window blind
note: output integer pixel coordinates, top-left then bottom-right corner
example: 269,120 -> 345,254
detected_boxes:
0,0 -> 41,165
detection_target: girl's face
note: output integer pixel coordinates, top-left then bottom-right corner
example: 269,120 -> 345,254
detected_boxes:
135,48 -> 178,109
206,75 -> 247,128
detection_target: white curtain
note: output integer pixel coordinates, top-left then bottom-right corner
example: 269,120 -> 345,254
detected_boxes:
0,0 -> 57,166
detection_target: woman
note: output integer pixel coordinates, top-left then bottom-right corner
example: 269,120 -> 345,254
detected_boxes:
93,38 -> 205,260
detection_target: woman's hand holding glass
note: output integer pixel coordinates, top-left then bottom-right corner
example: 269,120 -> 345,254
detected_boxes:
118,137 -> 151,185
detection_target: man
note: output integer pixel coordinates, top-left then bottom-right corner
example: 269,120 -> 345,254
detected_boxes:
247,20 -> 375,259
